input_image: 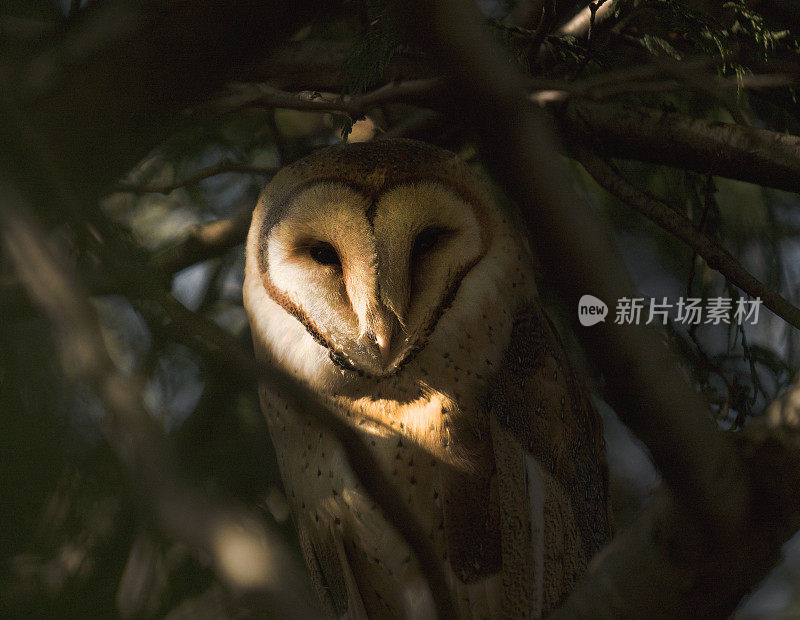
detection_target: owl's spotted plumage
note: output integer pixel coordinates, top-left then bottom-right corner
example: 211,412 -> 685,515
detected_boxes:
243,139 -> 611,618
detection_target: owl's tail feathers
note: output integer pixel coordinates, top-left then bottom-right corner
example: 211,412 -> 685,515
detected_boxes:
297,523 -> 345,616
330,524 -> 369,620
296,518 -> 367,619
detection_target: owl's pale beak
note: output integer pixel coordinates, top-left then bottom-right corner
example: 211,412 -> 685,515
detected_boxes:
368,307 -> 400,368
374,330 -> 392,364
365,304 -> 401,369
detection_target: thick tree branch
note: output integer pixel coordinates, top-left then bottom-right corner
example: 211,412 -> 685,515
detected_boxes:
247,40 -> 800,193
561,102 -> 800,194
574,148 -> 800,331
391,3 -> 800,615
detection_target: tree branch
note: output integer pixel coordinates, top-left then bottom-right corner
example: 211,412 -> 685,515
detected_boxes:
558,0 -> 616,38
198,79 -> 442,119
560,101 -> 800,193
150,295 -> 460,620
573,147 -> 800,331
244,40 -> 800,193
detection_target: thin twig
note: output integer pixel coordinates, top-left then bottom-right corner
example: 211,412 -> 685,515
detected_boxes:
198,79 -> 443,120
571,0 -> 610,79
558,0 -> 616,38
112,162 -> 279,195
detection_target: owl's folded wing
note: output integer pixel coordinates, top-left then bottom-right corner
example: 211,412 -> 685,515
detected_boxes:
488,302 -> 612,616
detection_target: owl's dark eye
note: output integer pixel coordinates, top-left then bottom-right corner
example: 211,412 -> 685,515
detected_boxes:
412,227 -> 449,259
309,242 -> 341,267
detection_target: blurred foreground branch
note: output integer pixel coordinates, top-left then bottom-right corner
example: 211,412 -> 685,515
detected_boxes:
150,296 -> 459,618
2,191 -> 458,619
398,0 -> 749,536
0,179 -> 321,619
396,0 -> 800,615
2,2 -> 455,615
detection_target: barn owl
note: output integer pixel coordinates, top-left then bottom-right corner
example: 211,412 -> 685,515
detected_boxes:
243,139 -> 611,618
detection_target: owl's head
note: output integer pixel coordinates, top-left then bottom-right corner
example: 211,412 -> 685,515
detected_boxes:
245,139 -> 502,378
